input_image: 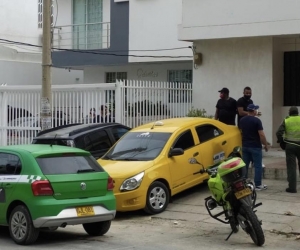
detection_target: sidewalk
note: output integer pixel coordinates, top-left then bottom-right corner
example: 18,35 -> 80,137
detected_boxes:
248,147 -> 288,180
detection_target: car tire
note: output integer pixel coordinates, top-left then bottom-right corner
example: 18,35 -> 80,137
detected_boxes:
9,205 -> 40,245
83,220 -> 111,236
144,181 -> 170,215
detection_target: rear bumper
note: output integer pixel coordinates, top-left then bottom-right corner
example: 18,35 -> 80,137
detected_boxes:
33,206 -> 116,228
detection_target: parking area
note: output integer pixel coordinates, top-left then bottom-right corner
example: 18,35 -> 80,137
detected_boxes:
1,179 -> 300,249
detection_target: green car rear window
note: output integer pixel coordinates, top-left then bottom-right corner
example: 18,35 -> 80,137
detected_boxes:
36,156 -> 104,175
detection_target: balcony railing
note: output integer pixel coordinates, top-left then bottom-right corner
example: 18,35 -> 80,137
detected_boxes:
53,22 -> 110,50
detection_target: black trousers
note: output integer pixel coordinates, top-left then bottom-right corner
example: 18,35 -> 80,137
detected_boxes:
285,143 -> 300,190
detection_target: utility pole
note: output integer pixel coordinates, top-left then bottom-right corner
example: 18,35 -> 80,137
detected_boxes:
41,0 -> 52,130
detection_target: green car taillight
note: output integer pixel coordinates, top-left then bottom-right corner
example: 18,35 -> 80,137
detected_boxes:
31,180 -> 54,196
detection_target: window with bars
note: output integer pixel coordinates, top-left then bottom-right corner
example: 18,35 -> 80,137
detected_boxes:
38,0 -> 54,29
105,72 -> 127,105
105,72 -> 127,83
168,70 -> 192,103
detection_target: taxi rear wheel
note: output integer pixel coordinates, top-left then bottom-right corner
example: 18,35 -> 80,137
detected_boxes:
83,220 -> 111,236
144,181 -> 170,215
9,205 -> 40,245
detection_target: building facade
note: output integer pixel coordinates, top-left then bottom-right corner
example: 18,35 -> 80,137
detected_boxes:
178,0 -> 300,145
52,0 -> 193,84
0,0 -> 83,85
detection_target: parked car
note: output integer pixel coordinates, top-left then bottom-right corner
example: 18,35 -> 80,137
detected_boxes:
98,117 -> 242,214
0,144 -> 116,245
32,123 -> 131,159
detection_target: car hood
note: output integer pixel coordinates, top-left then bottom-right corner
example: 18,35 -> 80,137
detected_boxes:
98,159 -> 154,179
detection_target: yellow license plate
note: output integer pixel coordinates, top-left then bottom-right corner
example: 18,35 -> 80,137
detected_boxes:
76,206 -> 95,217
235,188 -> 252,199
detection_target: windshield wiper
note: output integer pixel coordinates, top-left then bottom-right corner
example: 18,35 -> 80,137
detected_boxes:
77,169 -> 95,173
109,147 -> 147,158
118,158 -> 141,161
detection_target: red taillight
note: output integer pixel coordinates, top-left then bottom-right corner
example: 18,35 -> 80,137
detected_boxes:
31,180 -> 54,196
234,181 -> 244,191
107,176 -> 114,191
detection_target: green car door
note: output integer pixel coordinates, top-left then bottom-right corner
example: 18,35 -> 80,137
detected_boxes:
0,153 -> 22,224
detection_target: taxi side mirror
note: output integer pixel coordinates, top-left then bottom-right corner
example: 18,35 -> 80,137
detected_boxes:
169,148 -> 184,157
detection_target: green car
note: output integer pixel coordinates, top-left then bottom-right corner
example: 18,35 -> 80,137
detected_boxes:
0,144 -> 116,245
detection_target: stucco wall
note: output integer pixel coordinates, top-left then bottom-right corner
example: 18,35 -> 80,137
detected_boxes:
84,62 -> 193,83
129,0 -> 192,63
179,0 -> 300,41
193,37 -> 274,144
272,37 -> 300,145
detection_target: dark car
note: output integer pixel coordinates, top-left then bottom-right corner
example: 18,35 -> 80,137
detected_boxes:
32,123 -> 131,159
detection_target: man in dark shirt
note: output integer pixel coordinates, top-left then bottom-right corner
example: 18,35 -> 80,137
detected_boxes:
237,86 -> 254,127
240,104 -> 269,191
215,87 -> 237,125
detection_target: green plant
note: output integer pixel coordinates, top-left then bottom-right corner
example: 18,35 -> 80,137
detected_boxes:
186,107 -> 213,118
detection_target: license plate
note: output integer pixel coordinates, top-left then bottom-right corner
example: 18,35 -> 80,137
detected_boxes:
76,206 -> 95,217
235,188 -> 252,199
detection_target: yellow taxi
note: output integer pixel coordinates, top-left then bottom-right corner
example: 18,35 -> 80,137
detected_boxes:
98,117 -> 242,214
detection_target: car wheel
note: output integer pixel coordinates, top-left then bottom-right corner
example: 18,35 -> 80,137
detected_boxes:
9,205 -> 40,245
144,181 -> 170,215
83,221 -> 111,236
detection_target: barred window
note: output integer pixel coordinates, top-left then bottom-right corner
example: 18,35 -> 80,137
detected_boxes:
168,70 -> 192,103
106,72 -> 127,83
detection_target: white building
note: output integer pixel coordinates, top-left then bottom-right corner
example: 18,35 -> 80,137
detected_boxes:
52,0 -> 193,84
0,0 -> 83,85
178,0 -> 300,145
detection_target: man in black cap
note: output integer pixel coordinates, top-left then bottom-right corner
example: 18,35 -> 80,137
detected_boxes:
240,103 -> 269,191
276,106 -> 300,193
214,87 -> 237,125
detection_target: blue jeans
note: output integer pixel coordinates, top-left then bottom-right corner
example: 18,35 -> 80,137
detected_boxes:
242,147 -> 263,186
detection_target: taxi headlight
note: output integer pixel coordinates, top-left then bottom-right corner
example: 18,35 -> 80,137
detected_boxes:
120,172 -> 145,191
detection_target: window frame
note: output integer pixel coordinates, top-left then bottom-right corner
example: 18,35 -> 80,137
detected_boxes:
172,129 -> 195,151
195,124 -> 224,144
0,153 -> 22,175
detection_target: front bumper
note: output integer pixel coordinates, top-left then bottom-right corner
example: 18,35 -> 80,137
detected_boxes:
33,206 -> 116,228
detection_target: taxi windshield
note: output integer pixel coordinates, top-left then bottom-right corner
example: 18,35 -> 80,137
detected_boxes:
103,132 -> 171,161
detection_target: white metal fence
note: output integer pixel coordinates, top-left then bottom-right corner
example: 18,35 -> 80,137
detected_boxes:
0,80 -> 192,146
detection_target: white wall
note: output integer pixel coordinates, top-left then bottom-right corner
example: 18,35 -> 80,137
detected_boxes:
193,37 -> 274,144
129,0 -> 192,63
179,0 -> 300,41
0,60 -> 83,85
0,0 -> 42,52
83,62 -> 193,83
273,37 -> 300,145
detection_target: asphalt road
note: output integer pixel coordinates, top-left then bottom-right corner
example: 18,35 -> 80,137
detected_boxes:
1,179 -> 300,249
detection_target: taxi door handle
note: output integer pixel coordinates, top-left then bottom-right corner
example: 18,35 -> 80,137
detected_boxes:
222,141 -> 227,145
3,183 -> 12,189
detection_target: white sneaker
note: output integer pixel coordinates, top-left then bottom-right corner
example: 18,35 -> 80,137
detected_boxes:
251,163 -> 265,168
255,184 -> 267,191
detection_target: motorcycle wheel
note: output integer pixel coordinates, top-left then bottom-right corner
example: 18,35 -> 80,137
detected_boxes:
240,205 -> 265,246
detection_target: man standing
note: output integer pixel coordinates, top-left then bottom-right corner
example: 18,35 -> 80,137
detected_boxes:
276,106 -> 300,193
215,87 -> 237,125
237,86 -> 253,127
240,104 -> 269,191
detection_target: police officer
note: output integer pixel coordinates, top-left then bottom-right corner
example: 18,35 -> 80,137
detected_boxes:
276,106 -> 300,193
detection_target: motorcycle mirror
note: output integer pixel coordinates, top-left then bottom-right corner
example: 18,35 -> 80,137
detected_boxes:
233,146 -> 241,154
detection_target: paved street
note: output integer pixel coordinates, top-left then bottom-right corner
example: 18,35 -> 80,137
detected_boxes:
1,179 -> 300,249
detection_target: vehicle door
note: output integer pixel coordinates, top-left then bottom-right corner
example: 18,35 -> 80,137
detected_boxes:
82,130 -> 112,159
168,129 -> 203,193
0,153 -> 22,223
195,124 -> 227,168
